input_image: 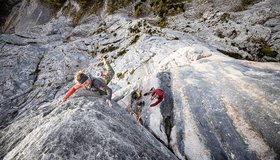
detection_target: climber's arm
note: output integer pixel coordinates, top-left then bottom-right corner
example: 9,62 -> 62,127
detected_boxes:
150,96 -> 163,107
63,84 -> 83,101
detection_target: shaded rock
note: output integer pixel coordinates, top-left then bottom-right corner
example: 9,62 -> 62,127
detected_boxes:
0,0 -> 21,28
139,45 -> 280,160
1,0 -> 52,33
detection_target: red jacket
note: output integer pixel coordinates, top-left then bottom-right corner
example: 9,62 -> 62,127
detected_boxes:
63,84 -> 83,100
63,78 -> 112,101
150,89 -> 164,107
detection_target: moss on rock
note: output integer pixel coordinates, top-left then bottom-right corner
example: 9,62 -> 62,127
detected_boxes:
117,49 -> 128,57
130,35 -> 140,45
101,45 -> 119,54
260,47 -> 278,58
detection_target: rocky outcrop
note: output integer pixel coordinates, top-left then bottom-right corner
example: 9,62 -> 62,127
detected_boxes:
1,0 -> 52,33
169,0 -> 280,62
0,95 -> 178,159
2,0 -> 280,63
0,0 -> 280,160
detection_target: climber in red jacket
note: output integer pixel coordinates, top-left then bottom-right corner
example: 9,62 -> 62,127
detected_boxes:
144,87 -> 164,107
61,58 -> 114,106
135,87 -> 164,123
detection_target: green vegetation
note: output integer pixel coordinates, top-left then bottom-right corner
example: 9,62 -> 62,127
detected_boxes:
117,73 -> 124,79
130,69 -> 136,75
149,0 -> 185,27
44,0 -> 186,22
252,38 -> 277,58
260,47 -> 277,58
216,29 -> 225,38
135,6 -> 142,17
150,0 -> 185,18
42,0 -> 64,8
130,35 -> 140,44
101,45 -> 119,54
134,2 -> 143,17
150,0 -> 167,18
117,70 -> 128,79
62,3 -> 74,15
96,27 -> 106,34
158,18 -> 168,28
220,13 -> 230,22
235,0 -> 257,11
73,11 -> 83,25
251,38 -> 277,58
89,0 -> 104,14
166,2 -> 185,16
129,26 -> 141,34
107,0 -> 133,14
79,0 -> 93,9
168,8 -> 176,16
117,49 -> 128,57
74,0 -> 104,24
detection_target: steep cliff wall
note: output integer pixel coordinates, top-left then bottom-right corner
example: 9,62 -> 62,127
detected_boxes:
1,0 -> 52,33
1,0 -> 279,61
0,0 -> 21,27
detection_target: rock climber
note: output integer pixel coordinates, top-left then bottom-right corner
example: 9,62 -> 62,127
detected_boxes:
61,57 -> 115,106
144,87 -> 164,107
126,89 -> 145,124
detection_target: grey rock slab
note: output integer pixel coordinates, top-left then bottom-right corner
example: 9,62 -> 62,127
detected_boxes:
0,97 -> 178,160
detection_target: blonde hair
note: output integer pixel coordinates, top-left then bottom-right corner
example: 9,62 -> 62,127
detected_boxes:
74,71 -> 87,84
